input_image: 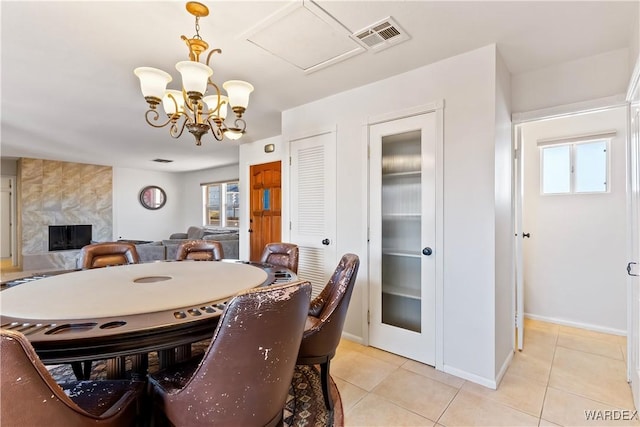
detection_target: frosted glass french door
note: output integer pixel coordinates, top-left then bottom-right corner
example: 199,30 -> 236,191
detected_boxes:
369,113 -> 436,365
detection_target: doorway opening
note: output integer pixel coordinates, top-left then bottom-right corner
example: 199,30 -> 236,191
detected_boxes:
1,176 -> 18,272
514,106 -> 628,351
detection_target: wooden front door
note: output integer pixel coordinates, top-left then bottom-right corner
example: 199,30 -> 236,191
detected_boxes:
249,161 -> 282,261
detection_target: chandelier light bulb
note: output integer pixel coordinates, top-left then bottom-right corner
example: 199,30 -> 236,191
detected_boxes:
134,67 -> 172,100
223,80 -> 254,110
225,129 -> 244,140
176,61 -> 213,96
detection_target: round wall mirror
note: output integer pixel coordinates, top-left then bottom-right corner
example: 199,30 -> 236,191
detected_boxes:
139,186 -> 166,210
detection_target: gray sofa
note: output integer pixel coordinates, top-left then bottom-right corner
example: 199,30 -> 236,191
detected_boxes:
135,226 -> 239,262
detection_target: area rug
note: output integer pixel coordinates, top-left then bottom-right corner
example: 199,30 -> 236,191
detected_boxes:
47,346 -> 343,427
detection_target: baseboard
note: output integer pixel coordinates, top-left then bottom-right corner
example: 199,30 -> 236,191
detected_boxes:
496,350 -> 514,386
524,313 -> 626,336
341,331 -> 364,345
443,365 -> 497,389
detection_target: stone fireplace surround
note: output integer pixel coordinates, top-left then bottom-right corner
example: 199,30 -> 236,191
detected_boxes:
19,158 -> 113,271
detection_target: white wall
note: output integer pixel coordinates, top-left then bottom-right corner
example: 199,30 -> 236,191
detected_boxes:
113,164 -> 240,243
112,167 -> 183,241
512,48 -> 630,113
281,44 -> 511,386
238,136 -> 287,261
494,51 -> 514,377
179,164 -> 240,231
1,159 -> 18,176
521,107 -> 628,333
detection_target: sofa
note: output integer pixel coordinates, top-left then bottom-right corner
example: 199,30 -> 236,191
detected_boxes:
135,227 -> 239,262
168,226 -> 236,241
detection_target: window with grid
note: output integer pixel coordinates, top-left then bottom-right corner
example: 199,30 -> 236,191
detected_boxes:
202,181 -> 239,228
540,139 -> 609,195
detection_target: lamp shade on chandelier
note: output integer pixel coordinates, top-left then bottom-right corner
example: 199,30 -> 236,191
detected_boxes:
134,2 -> 254,145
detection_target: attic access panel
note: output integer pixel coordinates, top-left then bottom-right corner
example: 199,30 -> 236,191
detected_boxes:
244,0 -> 364,74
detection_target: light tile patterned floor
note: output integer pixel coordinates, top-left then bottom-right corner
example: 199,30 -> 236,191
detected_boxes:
333,319 -> 638,426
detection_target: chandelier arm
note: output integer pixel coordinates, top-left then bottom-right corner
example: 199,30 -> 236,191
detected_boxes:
205,48 -> 222,68
167,93 -> 180,116
232,117 -> 247,132
144,109 -> 176,129
170,116 -> 189,139
206,118 -> 225,141
205,82 -> 222,116
182,89 -> 195,114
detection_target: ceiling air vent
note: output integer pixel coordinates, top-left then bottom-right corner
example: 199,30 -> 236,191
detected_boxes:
152,159 -> 173,163
351,17 -> 409,52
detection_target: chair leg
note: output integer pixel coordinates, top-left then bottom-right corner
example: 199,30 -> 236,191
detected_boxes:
71,361 -> 92,380
319,360 -> 333,411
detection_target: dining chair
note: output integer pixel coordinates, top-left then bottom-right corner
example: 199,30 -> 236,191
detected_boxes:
175,239 -> 224,261
147,280 -> 312,427
76,242 -> 141,380
296,253 -> 360,410
260,242 -> 299,273
1,329 -> 144,427
79,242 -> 140,269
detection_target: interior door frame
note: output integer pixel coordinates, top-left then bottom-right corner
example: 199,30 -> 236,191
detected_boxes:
513,126 -> 524,350
366,101 -> 444,370
512,95 -> 630,354
1,176 -> 17,266
626,56 -> 640,411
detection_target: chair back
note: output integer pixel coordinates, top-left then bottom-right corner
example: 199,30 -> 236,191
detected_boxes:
300,253 -> 360,358
159,281 -> 312,426
175,239 -> 224,261
79,242 -> 139,269
1,329 -> 141,426
260,242 -> 299,273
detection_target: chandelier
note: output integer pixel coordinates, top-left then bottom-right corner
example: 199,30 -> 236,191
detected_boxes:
134,2 -> 253,145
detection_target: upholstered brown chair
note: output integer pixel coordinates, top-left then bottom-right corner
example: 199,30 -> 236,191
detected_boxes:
297,253 -> 360,410
175,239 -> 224,261
148,280 -> 312,427
1,329 -> 144,427
79,242 -> 140,269
260,242 -> 299,273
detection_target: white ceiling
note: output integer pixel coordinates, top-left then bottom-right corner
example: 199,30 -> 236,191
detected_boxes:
1,1 -> 638,172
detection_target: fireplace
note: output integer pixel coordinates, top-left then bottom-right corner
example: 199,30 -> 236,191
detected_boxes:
48,225 -> 92,251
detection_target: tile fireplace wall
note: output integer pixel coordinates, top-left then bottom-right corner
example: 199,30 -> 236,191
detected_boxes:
19,158 -> 113,270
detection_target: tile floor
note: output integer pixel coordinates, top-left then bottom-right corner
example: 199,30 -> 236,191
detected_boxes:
332,319 -> 638,426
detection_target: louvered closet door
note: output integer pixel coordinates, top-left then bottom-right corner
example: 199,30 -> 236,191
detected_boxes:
290,131 -> 337,297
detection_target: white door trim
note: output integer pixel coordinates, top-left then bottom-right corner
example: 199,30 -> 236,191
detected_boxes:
626,53 -> 640,411
512,94 -> 627,125
367,102 -> 444,370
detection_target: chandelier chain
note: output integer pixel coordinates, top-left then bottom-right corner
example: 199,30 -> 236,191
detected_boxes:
194,16 -> 202,41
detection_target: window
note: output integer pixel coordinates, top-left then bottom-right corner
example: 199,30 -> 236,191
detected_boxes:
540,139 -> 609,195
202,181 -> 239,228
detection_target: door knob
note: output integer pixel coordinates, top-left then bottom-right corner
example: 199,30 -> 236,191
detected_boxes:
422,247 -> 432,256
322,238 -> 330,246
248,229 -> 253,233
